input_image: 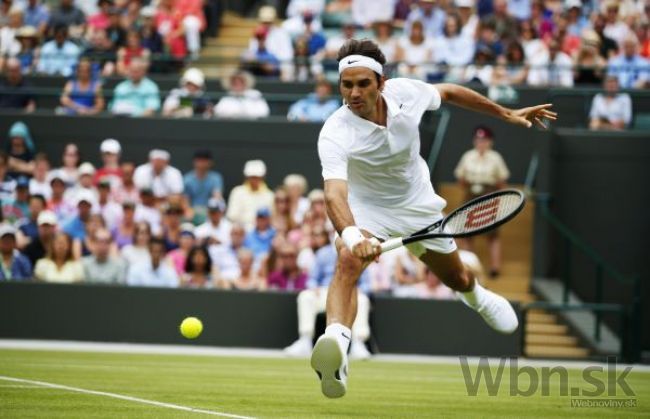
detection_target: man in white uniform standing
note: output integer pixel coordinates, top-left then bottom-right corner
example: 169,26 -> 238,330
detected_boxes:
311,39 -> 557,398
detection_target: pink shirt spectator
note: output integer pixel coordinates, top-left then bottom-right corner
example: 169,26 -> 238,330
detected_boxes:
88,13 -> 110,30
268,270 -> 307,291
167,248 -> 187,276
176,0 -> 206,30
155,9 -> 187,58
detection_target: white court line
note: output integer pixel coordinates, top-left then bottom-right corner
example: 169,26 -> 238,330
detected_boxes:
0,375 -> 253,419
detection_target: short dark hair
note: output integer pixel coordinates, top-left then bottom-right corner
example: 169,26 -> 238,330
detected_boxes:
193,149 -> 213,160
184,245 -> 212,274
149,237 -> 166,252
336,39 -> 386,66
29,194 -> 46,207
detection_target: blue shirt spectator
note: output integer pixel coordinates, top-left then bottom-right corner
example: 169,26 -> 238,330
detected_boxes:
23,0 -> 50,32
0,225 -> 33,281
607,52 -> 650,89
307,244 -> 370,294
405,3 -> 446,38
183,149 -> 223,207
110,58 -> 160,116
126,239 -> 178,287
63,215 -> 86,240
36,26 -> 80,77
287,80 -> 339,122
243,208 -> 275,257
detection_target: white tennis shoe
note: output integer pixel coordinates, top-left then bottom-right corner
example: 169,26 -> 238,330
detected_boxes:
310,335 -> 348,398
459,288 -> 519,334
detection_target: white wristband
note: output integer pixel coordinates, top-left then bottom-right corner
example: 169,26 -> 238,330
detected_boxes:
341,226 -> 365,251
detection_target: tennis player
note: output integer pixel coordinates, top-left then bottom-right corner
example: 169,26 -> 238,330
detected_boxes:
311,39 -> 557,399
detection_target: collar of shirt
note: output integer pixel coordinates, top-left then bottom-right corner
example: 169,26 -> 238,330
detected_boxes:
342,91 -> 402,136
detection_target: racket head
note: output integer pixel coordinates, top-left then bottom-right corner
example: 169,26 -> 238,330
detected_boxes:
440,189 -> 525,238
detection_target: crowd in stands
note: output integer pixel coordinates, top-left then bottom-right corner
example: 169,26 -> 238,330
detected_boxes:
0,123 -> 460,301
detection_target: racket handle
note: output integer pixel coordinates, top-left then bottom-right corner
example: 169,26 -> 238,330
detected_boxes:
380,237 -> 403,253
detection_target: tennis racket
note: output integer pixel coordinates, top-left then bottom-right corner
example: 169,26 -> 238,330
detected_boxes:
380,189 -> 526,253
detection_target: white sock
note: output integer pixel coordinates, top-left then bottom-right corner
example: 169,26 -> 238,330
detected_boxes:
325,323 -> 352,353
458,280 -> 489,310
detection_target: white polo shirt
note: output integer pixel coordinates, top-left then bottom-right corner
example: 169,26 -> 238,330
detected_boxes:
318,78 -> 446,212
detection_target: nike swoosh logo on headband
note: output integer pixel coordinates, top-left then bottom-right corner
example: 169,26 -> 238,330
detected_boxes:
347,60 -> 359,64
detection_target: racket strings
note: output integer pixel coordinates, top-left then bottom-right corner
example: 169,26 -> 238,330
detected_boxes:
444,193 -> 522,234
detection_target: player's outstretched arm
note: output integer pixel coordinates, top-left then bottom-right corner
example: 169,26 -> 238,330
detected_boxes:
434,83 -> 558,129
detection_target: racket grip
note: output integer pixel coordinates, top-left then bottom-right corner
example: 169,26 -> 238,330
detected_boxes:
380,237 -> 403,253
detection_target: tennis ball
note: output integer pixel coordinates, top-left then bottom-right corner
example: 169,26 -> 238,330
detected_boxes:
180,317 -> 203,339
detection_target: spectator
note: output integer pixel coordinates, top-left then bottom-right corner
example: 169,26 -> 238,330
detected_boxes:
391,246 -> 425,297
36,25 -> 80,77
484,0 -> 518,40
183,149 -> 223,209
456,0 -> 479,40
229,248 -> 266,290
246,6 -> 293,75
435,13 -> 475,80
87,0 -> 112,34
287,79 -> 339,122
155,0 -> 187,61
209,223 -> 247,284
112,201 -> 136,248
133,149 -> 183,200
213,70 -> 270,119
0,7 -> 23,65
283,227 -> 371,359
110,58 -> 160,116
22,0 -> 49,36
290,34 -> 324,81
6,121 -> 35,179
139,6 -> 164,58
588,75 -> 633,130
133,188 -> 162,235
501,41 -> 528,85
475,21 -> 503,58
575,30 -> 607,85
454,126 -> 510,277
59,58 -> 105,115
267,242 -> 307,291
96,179 -> 122,230
244,207 -> 276,258
120,221 -> 151,267
372,20 -> 400,64
82,227 -> 126,284
271,187 -> 297,233
195,198 -> 231,246
607,35 -> 650,89
112,161 -> 139,204
46,172 -> 75,221
63,162 -> 98,206
242,26 -> 281,77
405,0 -> 446,38
0,152 -> 16,203
396,20 -> 434,80
83,28 -> 117,75
351,0 -> 393,27
284,174 -> 310,225
181,245 -> 213,288
17,193 -> 45,243
94,138 -> 122,188
47,0 -> 85,39
160,203 -> 184,251
14,25 -> 40,74
324,21 -> 355,59
53,143 -> 80,187
463,45 -> 495,85
528,38 -> 573,87
0,57 -> 36,112
0,224 -> 32,281
176,0 -> 206,60
593,13 -> 619,59
74,212 -> 109,259
22,209 -> 57,266
29,153 -> 51,199
166,223 -> 195,276
162,67 -> 212,118
104,6 -> 126,49
1,175 -> 29,224
603,1 -> 633,47
564,0 -> 589,37
116,30 -> 150,76
226,159 -> 274,228
126,237 -> 179,287
63,190 -> 95,241
34,232 -> 84,283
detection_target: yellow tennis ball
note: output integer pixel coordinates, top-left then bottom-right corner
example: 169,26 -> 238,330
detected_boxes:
180,317 -> 203,339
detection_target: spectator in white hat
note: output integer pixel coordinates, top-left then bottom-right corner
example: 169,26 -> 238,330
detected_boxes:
133,149 -> 183,200
195,198 -> 231,246
63,162 -> 99,207
63,189 -> 96,241
94,138 -> 122,188
23,210 -> 58,266
226,160 -> 274,228
162,68 -> 213,118
213,70 -> 270,120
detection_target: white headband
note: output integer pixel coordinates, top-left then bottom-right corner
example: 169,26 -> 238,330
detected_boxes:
338,54 -> 383,75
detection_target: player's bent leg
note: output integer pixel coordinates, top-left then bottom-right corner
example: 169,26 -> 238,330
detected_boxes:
417,248 -> 519,334
311,238 -> 370,398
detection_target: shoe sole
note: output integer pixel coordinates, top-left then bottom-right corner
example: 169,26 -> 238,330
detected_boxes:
311,336 -> 346,398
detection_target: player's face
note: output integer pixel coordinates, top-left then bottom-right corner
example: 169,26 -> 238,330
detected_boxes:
340,67 -> 384,119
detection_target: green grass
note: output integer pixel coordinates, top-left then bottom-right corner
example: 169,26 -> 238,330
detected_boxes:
0,349 -> 648,418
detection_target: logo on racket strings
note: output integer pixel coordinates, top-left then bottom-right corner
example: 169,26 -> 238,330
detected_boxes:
464,198 -> 500,230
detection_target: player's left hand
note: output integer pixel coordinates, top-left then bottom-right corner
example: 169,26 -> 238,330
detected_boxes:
506,104 -> 557,129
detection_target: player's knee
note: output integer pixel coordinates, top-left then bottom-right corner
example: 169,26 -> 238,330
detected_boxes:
337,248 -> 364,282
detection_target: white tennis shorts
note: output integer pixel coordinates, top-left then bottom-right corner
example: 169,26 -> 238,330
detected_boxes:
349,193 -> 457,256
